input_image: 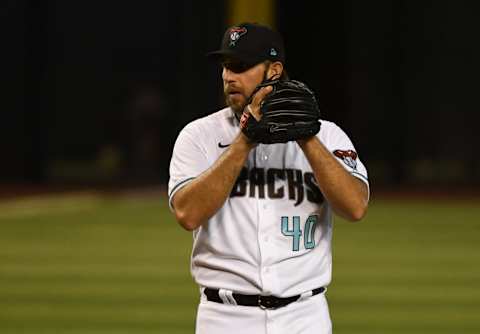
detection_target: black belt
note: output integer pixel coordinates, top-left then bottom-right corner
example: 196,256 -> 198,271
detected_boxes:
203,287 -> 325,310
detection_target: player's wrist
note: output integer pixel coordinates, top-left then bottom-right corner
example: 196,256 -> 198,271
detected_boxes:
237,132 -> 258,151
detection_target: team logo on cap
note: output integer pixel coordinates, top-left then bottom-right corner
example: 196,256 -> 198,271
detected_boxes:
229,27 -> 247,46
333,150 -> 358,170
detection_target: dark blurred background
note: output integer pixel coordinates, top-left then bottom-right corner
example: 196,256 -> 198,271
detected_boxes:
2,0 -> 479,191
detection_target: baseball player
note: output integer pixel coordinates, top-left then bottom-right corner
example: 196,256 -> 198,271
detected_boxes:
168,22 -> 369,334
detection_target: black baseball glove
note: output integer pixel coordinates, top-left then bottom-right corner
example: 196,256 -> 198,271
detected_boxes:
240,79 -> 321,144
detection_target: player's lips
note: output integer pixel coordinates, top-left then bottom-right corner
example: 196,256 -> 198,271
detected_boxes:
227,91 -> 244,100
226,85 -> 243,95
226,88 -> 241,94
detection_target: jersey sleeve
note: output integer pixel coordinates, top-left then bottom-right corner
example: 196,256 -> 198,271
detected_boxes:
168,122 -> 210,211
322,123 -> 370,195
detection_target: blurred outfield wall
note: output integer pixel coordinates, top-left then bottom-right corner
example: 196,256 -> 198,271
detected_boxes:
2,1 -> 479,188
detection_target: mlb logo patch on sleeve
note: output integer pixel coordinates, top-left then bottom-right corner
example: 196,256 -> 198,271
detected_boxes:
333,150 -> 358,170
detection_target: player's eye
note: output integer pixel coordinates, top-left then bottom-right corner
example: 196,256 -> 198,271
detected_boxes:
222,61 -> 250,73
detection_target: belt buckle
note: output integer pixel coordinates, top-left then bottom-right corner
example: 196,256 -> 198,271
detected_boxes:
258,295 -> 278,310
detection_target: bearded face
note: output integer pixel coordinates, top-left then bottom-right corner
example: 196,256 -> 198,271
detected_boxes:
224,85 -> 248,115
222,61 -> 269,116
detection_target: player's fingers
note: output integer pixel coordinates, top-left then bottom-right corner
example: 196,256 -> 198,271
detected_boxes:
249,86 -> 273,120
246,105 -> 261,121
252,86 -> 273,107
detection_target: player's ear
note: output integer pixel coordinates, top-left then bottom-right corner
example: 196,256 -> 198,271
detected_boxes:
267,61 -> 284,80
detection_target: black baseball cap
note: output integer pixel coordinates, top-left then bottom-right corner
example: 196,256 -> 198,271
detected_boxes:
207,22 -> 285,68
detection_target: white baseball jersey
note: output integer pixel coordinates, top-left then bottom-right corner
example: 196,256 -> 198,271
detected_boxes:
168,107 -> 369,298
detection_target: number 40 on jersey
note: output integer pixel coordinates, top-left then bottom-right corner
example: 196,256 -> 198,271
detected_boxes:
281,215 -> 318,251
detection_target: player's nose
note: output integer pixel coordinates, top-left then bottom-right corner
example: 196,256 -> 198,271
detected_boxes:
222,67 -> 236,82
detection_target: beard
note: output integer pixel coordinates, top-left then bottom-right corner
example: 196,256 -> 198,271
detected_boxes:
224,92 -> 247,117
224,69 -> 270,117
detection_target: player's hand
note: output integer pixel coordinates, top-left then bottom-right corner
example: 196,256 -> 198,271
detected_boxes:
246,85 -> 273,121
241,79 -> 320,144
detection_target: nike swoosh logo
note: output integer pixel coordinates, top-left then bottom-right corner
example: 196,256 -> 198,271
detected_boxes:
218,142 -> 231,148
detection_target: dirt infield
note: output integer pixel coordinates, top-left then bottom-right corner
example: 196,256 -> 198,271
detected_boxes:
371,185 -> 480,202
1,183 -> 479,202
0,183 -> 167,201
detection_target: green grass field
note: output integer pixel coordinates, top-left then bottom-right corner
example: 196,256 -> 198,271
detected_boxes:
0,192 -> 479,333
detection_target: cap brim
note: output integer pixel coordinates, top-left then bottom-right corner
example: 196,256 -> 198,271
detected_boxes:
206,50 -> 260,67
205,50 -> 228,62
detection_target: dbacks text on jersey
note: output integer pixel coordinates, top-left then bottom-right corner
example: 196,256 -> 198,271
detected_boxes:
230,167 -> 324,206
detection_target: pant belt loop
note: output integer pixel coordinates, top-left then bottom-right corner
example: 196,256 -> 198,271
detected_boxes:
297,290 -> 313,302
200,287 -> 208,302
218,289 -> 237,305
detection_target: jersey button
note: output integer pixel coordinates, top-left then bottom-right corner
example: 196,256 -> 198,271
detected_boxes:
263,155 -> 268,161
